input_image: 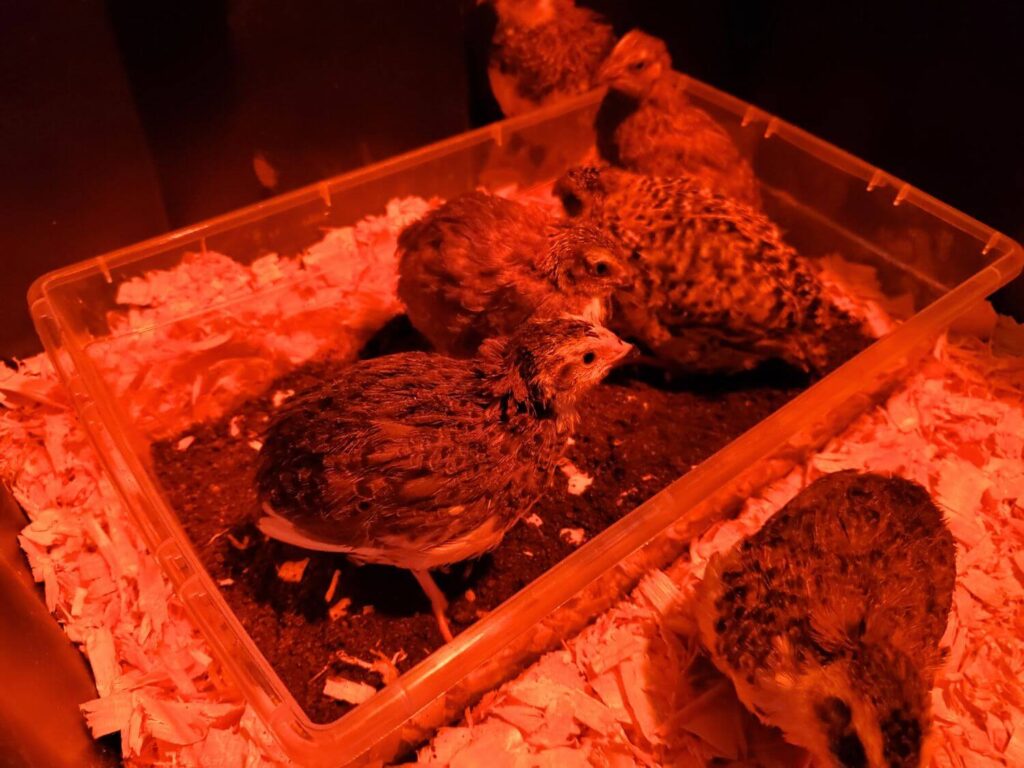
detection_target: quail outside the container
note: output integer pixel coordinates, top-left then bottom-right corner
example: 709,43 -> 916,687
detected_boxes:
594,29 -> 760,207
554,165 -> 854,374
486,0 -> 616,117
695,471 -> 956,768
397,190 -> 631,358
255,317 -> 632,641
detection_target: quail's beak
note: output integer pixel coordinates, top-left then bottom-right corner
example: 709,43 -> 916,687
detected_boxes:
606,336 -> 634,366
596,57 -> 628,90
615,263 -> 635,290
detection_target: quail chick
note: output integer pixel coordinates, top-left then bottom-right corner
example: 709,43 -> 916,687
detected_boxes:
256,317 -> 632,641
398,190 -> 630,357
695,471 -> 956,768
594,30 -> 759,207
554,165 -> 855,374
487,0 -> 616,117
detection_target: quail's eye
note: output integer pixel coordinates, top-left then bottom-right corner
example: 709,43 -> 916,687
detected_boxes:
582,351 -> 597,365
630,59 -> 647,72
594,261 -> 610,276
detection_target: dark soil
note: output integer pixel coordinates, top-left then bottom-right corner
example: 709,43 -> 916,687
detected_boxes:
151,315 -> 868,724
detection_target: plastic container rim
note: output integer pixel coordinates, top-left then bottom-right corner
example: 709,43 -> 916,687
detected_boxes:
26,75 -> 1024,766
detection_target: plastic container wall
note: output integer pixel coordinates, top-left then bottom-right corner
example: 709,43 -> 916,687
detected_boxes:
28,81 -> 1023,766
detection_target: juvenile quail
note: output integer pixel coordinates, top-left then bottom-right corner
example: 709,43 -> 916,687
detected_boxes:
594,29 -> 760,207
554,165 -> 855,374
256,317 -> 632,641
695,471 -> 956,768
487,0 -> 616,117
398,190 -> 630,357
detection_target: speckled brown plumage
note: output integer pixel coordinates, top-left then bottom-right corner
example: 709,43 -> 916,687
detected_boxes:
554,165 -> 855,374
487,0 -> 616,116
696,471 -> 956,768
255,317 -> 631,638
398,190 -> 630,357
594,30 -> 759,206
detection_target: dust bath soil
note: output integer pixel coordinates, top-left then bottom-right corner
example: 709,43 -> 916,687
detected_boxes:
152,317 -> 868,724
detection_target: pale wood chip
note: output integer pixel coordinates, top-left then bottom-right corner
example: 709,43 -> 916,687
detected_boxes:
85,626 -> 120,697
70,585 -> 88,617
80,692 -> 134,738
962,569 -> 1009,610
324,568 -> 341,602
323,676 -> 376,705
275,558 -> 309,583
589,672 -> 631,723
559,527 -> 586,546
329,597 -> 352,620
490,703 -> 546,737
618,658 -> 662,747
559,460 -> 594,495
138,694 -> 205,745
335,649 -> 404,686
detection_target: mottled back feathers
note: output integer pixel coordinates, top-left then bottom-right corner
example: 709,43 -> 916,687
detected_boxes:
555,165 -> 856,373
488,0 -> 616,116
256,318 -> 631,569
696,471 -> 955,768
398,190 -> 628,357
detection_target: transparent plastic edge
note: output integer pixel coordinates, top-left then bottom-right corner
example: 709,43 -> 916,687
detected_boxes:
324,251 -> 1022,766
28,90 -> 605,294
27,292 -> 297,748
28,77 -> 1020,301
24,75 -> 1024,766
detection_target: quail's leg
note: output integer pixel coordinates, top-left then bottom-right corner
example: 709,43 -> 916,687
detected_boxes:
412,569 -> 454,643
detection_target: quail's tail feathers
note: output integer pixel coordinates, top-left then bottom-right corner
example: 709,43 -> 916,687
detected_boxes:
257,505 -> 360,555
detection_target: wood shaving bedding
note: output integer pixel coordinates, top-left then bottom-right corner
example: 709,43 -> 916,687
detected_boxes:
0,184 -> 986,766
2,355 -> 291,766
0,198 -> 433,766
410,327 -> 1024,768
92,197 -> 433,442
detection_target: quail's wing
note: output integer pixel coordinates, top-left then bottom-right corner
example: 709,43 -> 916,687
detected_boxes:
403,195 -> 549,307
321,409 -> 531,549
671,105 -> 751,176
659,204 -> 824,365
295,357 -> 531,538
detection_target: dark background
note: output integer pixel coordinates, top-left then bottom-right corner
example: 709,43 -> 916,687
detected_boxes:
0,4 -> 1021,765
1,0 -> 1022,360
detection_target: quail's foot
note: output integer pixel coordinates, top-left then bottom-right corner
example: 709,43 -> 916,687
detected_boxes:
413,570 -> 454,643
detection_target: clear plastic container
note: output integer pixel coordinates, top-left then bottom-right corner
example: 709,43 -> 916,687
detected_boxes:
29,80 -> 1022,767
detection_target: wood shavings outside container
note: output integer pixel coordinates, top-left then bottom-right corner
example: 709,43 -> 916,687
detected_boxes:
27,80 -> 1023,766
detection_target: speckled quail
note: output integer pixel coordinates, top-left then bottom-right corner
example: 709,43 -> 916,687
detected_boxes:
554,165 -> 855,374
487,0 -> 616,117
696,471 -> 956,768
398,190 -> 630,357
595,29 -> 759,207
256,317 -> 632,641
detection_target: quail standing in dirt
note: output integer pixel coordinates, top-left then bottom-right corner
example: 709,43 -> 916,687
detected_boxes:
486,0 -> 616,117
398,190 -> 630,357
696,471 -> 956,768
255,317 -> 632,641
554,165 -> 856,374
594,29 -> 760,207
